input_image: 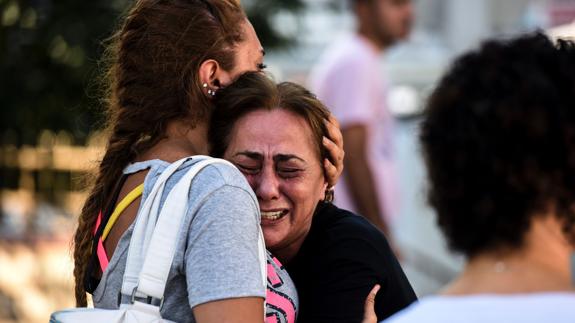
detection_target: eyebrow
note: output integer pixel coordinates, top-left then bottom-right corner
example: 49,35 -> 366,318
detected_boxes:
234,151 -> 262,160
274,154 -> 304,163
261,48 -> 266,57
233,151 -> 305,163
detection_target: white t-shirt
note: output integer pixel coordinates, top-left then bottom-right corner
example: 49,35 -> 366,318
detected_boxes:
310,34 -> 399,224
382,293 -> 575,323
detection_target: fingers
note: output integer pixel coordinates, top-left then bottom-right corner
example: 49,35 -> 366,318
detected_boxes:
323,135 -> 344,187
323,135 -> 342,157
323,158 -> 337,188
362,284 -> 380,323
323,155 -> 339,188
323,114 -> 345,189
324,115 -> 343,150
365,284 -> 380,308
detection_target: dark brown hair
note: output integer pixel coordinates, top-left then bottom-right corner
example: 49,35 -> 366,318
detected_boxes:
209,72 -> 332,171
73,0 -> 246,306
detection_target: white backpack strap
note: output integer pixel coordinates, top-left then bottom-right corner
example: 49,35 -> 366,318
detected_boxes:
121,157 -> 191,297
136,157 -> 234,299
257,221 -> 267,289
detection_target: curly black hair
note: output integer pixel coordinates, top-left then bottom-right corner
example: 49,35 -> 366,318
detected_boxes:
421,32 -> 575,258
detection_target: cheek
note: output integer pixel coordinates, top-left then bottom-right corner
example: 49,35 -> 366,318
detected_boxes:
233,54 -> 257,76
285,177 -> 326,215
225,63 -> 254,85
245,174 -> 258,191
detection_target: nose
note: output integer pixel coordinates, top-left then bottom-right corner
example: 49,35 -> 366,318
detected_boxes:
254,166 -> 280,201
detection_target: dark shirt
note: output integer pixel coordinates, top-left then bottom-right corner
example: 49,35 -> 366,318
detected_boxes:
286,202 -> 417,323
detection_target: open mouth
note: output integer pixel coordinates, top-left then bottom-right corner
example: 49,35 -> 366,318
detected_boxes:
261,209 -> 288,221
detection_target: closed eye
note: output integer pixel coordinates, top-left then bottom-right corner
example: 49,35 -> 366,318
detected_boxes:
277,168 -> 302,178
257,63 -> 267,70
238,165 -> 260,175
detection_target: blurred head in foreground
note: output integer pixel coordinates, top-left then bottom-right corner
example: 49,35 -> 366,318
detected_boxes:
422,32 -> 575,291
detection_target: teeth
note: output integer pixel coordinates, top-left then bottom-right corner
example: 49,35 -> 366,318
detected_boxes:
261,210 -> 285,220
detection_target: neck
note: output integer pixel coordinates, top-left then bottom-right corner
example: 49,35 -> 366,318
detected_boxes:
274,239 -> 305,265
139,119 -> 210,162
357,28 -> 386,52
443,215 -> 573,295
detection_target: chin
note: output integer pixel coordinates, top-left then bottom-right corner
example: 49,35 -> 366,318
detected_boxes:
263,236 -> 282,252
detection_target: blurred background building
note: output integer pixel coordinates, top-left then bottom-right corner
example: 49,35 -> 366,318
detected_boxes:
1,0 -> 574,321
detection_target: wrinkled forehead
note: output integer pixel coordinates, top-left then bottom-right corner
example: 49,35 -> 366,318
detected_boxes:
230,108 -> 322,160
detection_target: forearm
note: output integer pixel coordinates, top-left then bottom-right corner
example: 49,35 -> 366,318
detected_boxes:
193,297 -> 264,323
344,155 -> 388,234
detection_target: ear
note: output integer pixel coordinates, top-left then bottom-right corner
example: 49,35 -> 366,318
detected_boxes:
198,59 -> 234,95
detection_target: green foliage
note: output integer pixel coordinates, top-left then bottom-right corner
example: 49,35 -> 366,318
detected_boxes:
0,0 -> 304,146
243,0 -> 305,49
0,0 -> 128,145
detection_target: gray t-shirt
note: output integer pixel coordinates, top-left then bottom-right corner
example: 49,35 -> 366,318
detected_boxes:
93,157 -> 268,322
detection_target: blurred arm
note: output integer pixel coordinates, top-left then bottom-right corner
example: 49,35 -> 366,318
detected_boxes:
342,124 -> 388,235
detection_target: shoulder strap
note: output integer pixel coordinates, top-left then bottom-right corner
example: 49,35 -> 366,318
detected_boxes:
89,183 -> 145,275
84,175 -> 128,294
101,183 -> 144,241
120,156 -> 191,298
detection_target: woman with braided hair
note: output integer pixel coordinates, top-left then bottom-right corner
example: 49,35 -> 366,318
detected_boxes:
72,1 -> 344,322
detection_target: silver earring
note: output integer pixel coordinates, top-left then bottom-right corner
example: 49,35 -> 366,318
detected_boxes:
203,83 -> 216,97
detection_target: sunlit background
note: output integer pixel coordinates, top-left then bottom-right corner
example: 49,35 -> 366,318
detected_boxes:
1,0 -> 574,321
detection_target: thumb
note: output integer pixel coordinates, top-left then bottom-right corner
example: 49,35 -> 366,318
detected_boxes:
362,284 -> 380,323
